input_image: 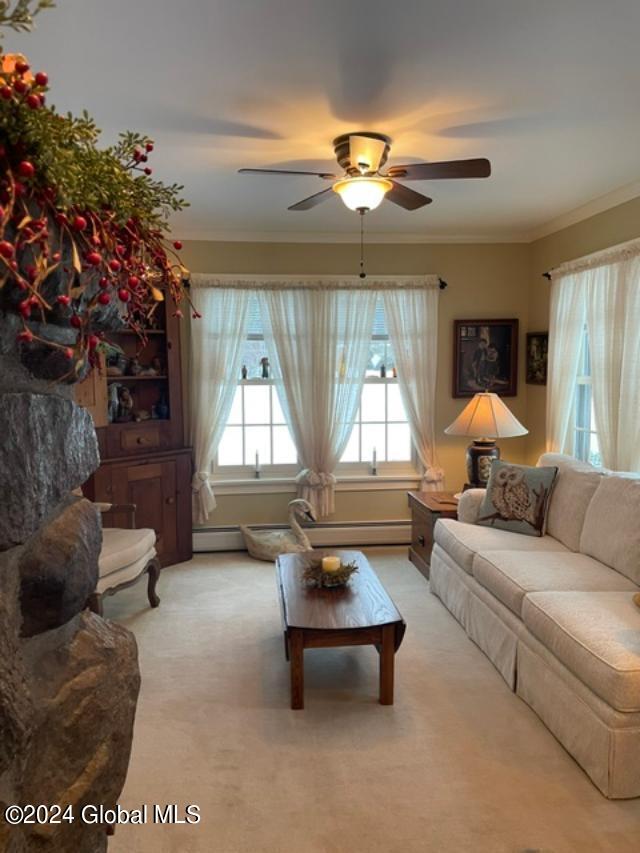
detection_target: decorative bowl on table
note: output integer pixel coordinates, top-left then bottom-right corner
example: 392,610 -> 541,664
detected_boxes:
301,555 -> 359,589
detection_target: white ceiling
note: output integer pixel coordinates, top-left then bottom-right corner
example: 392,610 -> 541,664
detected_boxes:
13,0 -> 640,241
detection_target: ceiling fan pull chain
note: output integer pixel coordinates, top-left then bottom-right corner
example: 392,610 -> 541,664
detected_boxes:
359,210 -> 366,279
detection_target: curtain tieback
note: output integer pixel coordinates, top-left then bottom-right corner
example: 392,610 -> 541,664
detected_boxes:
422,465 -> 445,483
192,472 -> 211,493
295,469 -> 337,489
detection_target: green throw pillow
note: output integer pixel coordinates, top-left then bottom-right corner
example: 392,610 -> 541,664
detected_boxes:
477,461 -> 558,537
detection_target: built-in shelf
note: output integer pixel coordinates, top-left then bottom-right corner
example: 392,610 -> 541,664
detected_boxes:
107,375 -> 168,382
112,329 -> 166,336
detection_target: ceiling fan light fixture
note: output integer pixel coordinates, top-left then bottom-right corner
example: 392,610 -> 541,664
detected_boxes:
332,176 -> 393,212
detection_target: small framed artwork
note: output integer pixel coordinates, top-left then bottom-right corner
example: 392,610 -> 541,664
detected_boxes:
453,319 -> 519,398
526,332 -> 548,385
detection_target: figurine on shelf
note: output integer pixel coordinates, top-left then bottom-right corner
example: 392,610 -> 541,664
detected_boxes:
380,364 -> 386,378
241,365 -> 248,380
260,357 -> 270,379
142,355 -> 164,376
391,366 -> 398,378
127,357 -> 143,376
106,351 -> 128,376
154,392 -> 169,420
107,383 -> 121,423
116,386 -> 135,423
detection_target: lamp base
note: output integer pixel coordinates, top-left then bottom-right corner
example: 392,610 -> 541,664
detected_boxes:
466,440 -> 500,488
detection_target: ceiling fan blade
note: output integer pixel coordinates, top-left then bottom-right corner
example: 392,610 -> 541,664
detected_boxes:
288,187 -> 335,211
349,135 -> 386,173
239,168 -> 336,179
386,181 -> 432,211
387,158 -> 491,181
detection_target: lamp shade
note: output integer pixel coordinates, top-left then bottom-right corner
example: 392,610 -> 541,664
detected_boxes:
332,176 -> 393,211
445,392 -> 528,439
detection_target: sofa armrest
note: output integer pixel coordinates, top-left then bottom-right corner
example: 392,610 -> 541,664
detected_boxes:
457,489 -> 486,524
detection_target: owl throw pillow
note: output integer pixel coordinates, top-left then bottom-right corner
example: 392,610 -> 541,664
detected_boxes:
477,461 -> 558,537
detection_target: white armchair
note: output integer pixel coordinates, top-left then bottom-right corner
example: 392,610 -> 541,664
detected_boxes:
87,502 -> 161,617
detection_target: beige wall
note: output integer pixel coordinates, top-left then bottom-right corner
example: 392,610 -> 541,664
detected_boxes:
181,240 -> 531,525
526,196 -> 640,463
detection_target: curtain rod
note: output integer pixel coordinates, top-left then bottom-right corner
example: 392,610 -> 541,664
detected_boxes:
187,273 -> 448,289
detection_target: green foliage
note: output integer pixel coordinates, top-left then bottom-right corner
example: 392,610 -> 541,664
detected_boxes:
0,0 -> 55,42
1,102 -> 188,228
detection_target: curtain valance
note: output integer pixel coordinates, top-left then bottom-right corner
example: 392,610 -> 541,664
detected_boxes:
549,237 -> 640,280
190,273 -> 441,291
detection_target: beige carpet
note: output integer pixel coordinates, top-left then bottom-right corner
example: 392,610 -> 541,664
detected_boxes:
106,547 -> 640,853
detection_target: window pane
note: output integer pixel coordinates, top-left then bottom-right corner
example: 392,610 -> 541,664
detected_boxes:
361,383 -> 385,422
362,423 -> 386,463
387,383 -> 406,422
273,426 -> 297,464
589,433 -> 602,468
218,426 -> 243,466
244,384 -> 270,424
388,423 -> 412,461
244,426 -> 271,466
341,426 -> 360,462
366,341 -> 387,376
272,389 -> 286,425
227,386 -> 242,425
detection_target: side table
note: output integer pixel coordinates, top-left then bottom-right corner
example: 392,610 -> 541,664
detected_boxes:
407,491 -> 458,579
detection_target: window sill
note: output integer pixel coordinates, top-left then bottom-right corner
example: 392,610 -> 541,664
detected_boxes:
209,473 -> 421,496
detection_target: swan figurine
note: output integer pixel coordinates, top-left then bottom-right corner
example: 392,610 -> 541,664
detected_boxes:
241,498 -> 317,562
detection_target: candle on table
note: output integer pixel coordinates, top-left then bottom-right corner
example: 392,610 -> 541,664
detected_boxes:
321,556 -> 341,573
255,451 -> 261,478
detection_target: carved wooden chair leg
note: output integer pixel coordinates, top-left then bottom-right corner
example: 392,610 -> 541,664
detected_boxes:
87,592 -> 103,617
147,558 -> 161,608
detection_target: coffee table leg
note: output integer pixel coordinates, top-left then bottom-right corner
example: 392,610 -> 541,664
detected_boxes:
379,624 -> 395,705
289,628 -> 304,710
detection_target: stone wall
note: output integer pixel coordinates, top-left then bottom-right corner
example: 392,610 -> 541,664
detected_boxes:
0,325 -> 140,852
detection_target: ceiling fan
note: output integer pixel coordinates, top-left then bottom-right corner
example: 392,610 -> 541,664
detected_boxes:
239,131 -> 491,213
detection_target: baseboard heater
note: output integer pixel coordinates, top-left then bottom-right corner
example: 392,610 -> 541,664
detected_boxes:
193,520 -> 411,553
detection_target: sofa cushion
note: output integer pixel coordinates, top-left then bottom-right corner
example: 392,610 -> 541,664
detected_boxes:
522,591 -> 640,712
580,476 -> 640,585
473,551 -> 637,618
99,527 -> 156,578
536,454 -> 603,552
434,518 -> 568,575
477,461 -> 558,537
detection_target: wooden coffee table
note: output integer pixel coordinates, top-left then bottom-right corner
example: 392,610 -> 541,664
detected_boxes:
276,550 -> 406,709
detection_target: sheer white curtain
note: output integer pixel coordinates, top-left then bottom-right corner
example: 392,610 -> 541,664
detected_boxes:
382,283 -> 443,490
546,273 -> 586,455
189,282 -> 251,523
259,285 -> 377,517
584,254 -> 640,471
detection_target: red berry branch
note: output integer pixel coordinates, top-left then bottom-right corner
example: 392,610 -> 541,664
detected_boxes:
0,41 -> 195,379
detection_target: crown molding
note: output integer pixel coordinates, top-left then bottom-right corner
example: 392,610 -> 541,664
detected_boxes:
170,228 -> 530,245
526,179 -> 640,243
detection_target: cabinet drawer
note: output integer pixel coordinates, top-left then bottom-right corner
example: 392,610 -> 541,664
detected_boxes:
120,425 -> 162,452
411,513 -> 434,564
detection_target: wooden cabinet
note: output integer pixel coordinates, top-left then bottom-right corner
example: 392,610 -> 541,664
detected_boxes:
407,491 -> 458,579
78,294 -> 193,568
87,449 -> 192,567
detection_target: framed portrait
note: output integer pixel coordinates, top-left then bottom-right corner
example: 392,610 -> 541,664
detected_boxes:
453,319 -> 519,398
526,331 -> 548,385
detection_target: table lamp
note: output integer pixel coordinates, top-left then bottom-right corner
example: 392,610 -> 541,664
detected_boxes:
445,392 -> 528,487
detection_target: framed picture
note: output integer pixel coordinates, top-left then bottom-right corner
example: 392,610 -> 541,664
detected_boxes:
453,319 -> 519,398
526,331 -> 548,385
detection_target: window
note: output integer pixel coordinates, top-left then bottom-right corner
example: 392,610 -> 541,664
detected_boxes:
215,297 -> 297,473
340,298 -> 412,468
574,327 -> 602,467
215,296 -> 414,477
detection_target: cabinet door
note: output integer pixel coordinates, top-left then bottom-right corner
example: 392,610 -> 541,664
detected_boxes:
112,460 -> 178,564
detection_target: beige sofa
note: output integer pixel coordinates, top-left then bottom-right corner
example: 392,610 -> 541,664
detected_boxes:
430,453 -> 640,798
